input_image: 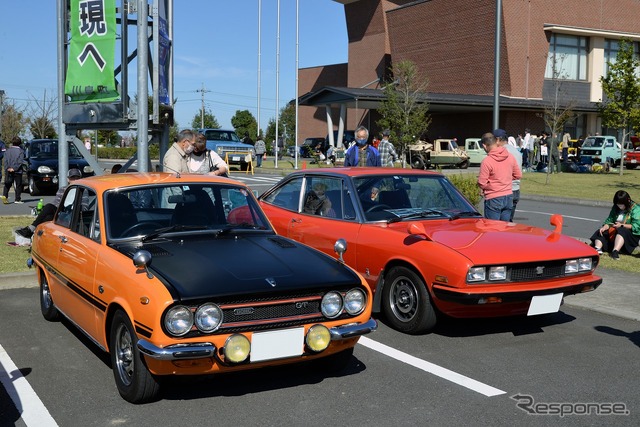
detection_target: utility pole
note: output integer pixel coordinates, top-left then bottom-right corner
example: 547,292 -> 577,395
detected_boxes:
195,83 -> 210,128
0,90 -> 5,136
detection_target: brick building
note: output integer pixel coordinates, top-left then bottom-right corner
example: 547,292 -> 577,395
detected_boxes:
298,0 -> 640,146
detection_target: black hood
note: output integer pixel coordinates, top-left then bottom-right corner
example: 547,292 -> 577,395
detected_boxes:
119,234 -> 361,301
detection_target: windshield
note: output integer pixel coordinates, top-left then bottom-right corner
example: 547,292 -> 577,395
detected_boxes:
105,183 -> 271,240
203,130 -> 241,142
352,174 -> 478,222
582,137 -> 605,148
29,140 -> 82,158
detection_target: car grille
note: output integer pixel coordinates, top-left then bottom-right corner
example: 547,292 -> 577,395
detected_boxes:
509,261 -> 566,281
180,289 -> 357,337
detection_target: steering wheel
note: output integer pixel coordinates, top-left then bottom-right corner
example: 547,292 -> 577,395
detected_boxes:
120,222 -> 163,237
366,204 -> 391,213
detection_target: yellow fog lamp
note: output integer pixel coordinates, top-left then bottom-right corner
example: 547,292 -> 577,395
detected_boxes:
223,334 -> 251,364
305,325 -> 331,353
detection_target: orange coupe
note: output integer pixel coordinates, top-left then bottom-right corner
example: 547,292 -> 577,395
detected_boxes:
259,168 -> 602,334
29,173 -> 376,403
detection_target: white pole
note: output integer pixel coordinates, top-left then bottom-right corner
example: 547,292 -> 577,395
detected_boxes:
275,0 -> 280,168
295,0 -> 299,168
257,0 -> 261,140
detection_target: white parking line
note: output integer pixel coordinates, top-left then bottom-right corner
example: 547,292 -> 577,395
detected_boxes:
517,209 -> 600,222
358,337 -> 506,397
0,345 -> 58,426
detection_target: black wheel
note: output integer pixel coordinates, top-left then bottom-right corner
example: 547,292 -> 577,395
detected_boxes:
110,310 -> 160,403
459,160 -> 469,169
39,272 -> 60,321
313,347 -> 354,373
29,176 -> 40,196
382,266 -> 437,334
410,156 -> 425,169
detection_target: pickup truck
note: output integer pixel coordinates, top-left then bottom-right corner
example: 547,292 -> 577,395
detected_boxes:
463,138 -> 487,165
197,128 -> 255,170
407,138 -> 470,169
579,135 -> 625,166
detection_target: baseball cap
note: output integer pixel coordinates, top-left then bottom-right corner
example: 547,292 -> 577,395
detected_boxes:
68,168 -> 82,179
382,129 -> 391,136
492,129 -> 508,139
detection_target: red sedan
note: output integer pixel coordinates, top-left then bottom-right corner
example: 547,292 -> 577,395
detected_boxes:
259,168 -> 602,334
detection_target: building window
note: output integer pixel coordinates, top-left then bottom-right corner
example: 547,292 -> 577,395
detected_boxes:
545,34 -> 588,80
604,39 -> 640,75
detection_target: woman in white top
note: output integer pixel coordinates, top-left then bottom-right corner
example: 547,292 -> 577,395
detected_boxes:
189,133 -> 229,176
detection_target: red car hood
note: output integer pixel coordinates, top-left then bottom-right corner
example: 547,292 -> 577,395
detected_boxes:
389,218 -> 595,265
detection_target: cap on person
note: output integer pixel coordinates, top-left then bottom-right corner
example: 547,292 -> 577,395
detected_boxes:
492,129 -> 508,139
68,168 -> 82,179
382,129 -> 391,137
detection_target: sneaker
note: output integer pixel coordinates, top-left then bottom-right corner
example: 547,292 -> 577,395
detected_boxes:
610,250 -> 620,260
1,196 -> 8,204
16,227 -> 33,238
14,200 -> 24,204
595,248 -> 603,255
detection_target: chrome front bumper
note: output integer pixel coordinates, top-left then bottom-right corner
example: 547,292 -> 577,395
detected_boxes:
329,318 -> 378,340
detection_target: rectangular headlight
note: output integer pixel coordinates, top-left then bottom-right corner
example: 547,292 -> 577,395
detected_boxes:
578,257 -> 592,271
565,259 -> 578,274
467,267 -> 486,282
488,266 -> 507,281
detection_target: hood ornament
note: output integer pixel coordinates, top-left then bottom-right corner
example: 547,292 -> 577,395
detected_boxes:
265,277 -> 277,287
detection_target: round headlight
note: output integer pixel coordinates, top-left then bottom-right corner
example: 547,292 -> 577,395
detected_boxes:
306,325 -> 331,353
83,165 -> 94,174
224,334 -> 251,364
344,289 -> 366,315
321,291 -> 343,318
164,306 -> 193,336
37,165 -> 54,174
195,303 -> 223,333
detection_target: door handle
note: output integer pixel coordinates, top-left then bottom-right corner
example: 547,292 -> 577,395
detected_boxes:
59,236 -> 68,243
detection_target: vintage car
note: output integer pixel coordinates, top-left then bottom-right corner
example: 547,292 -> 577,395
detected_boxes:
406,138 -> 470,169
22,138 -> 94,195
463,138 -> 487,165
579,135 -> 625,166
29,173 -> 376,403
197,128 -> 255,169
258,168 -> 602,335
623,136 -> 640,169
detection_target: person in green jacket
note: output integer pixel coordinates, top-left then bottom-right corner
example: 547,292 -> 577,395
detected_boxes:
590,190 -> 640,260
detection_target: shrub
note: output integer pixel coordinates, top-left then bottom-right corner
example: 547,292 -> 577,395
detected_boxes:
448,173 -> 481,207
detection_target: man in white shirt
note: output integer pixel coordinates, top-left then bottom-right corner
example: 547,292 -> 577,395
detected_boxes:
522,129 -> 532,170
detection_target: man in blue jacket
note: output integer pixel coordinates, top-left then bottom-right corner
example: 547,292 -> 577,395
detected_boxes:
344,126 -> 381,167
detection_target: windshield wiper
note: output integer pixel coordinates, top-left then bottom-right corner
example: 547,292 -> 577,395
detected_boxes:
449,211 -> 483,221
214,223 -> 264,237
387,209 -> 447,224
141,224 -> 207,242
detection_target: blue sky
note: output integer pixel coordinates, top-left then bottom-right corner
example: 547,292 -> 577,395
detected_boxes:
0,1 -> 348,134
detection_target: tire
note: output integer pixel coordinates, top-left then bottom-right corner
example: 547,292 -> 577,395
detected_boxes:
382,266 -> 437,334
110,310 -> 160,403
29,176 -> 40,196
39,272 -> 60,321
459,160 -> 469,169
410,156 -> 425,170
313,347 -> 354,373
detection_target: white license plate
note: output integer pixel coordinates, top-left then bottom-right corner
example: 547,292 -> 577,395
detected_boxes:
527,293 -> 563,316
251,327 -> 304,362
231,156 -> 241,162
632,159 -> 637,163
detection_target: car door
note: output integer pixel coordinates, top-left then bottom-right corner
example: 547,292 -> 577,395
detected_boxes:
287,176 -> 361,267
51,186 -> 102,339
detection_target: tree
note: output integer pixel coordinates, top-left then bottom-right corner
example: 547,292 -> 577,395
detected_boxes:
231,110 -> 258,140
265,102 -> 296,152
0,103 -> 26,141
26,90 -> 58,139
598,38 -> 640,176
377,60 -> 431,165
543,53 -> 576,182
191,108 -> 219,129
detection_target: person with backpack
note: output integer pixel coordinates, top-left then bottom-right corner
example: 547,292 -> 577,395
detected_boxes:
189,133 -> 228,176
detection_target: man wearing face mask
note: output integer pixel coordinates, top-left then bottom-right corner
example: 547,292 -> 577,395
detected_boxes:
590,190 -> 640,260
343,126 -> 381,167
163,129 -> 196,174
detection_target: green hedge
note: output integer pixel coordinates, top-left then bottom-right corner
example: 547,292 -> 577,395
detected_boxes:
97,145 -> 160,160
448,173 -> 481,207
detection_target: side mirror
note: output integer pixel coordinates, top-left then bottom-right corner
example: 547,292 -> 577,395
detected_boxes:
133,250 -> 154,279
334,239 -> 347,263
550,214 -> 563,234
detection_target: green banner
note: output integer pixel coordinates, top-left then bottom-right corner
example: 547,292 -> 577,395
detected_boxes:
65,0 -> 119,102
